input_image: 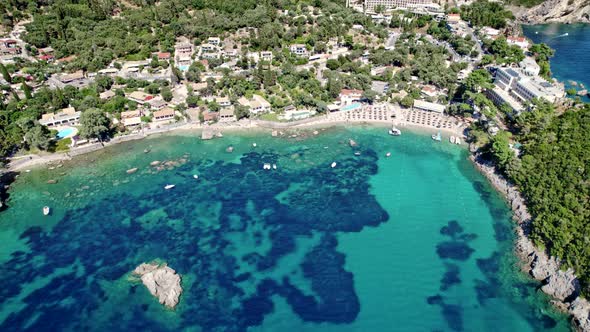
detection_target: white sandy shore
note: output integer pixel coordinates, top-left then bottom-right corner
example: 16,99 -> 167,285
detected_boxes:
6,112 -> 466,172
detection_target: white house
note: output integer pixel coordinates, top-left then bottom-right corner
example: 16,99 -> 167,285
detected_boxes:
289,44 -> 308,57
338,89 -> 363,105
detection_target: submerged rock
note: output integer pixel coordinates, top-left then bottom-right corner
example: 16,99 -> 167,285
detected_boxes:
133,262 -> 182,308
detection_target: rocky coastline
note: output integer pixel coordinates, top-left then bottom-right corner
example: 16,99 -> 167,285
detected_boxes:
132,262 -> 183,309
470,152 -> 590,331
513,0 -> 590,24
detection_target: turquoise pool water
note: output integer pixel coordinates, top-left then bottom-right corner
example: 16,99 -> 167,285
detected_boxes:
0,126 -> 570,331
57,127 -> 76,139
178,65 -> 189,71
341,103 -> 362,111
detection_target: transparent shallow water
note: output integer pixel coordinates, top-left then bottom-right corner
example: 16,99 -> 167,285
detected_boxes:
0,126 -> 570,331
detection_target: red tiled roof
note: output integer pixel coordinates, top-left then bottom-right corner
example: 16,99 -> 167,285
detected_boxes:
158,52 -> 171,59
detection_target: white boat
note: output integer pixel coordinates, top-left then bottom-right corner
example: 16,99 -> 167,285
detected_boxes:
432,132 -> 442,141
331,162 -> 337,168
164,184 -> 175,190
263,163 -> 271,170
450,136 -> 456,144
455,137 -> 461,145
193,175 -> 199,179
354,152 -> 361,156
272,164 -> 277,170
43,206 -> 50,216
386,152 -> 391,157
389,127 -> 402,136
252,143 -> 257,147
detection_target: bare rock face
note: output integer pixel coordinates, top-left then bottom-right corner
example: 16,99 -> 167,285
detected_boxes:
518,0 -> 590,24
530,252 -> 560,281
541,269 -> 580,302
569,298 -> 590,332
133,263 -> 182,308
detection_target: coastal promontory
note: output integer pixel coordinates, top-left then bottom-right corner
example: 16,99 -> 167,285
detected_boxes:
133,262 -> 182,308
515,0 -> 590,24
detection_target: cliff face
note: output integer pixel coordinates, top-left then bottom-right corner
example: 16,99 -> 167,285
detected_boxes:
518,0 -> 590,24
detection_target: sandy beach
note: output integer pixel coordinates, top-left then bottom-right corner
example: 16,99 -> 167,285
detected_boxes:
5,108 -> 467,172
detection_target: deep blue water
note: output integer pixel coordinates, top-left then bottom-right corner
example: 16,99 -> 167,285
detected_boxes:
523,23 -> 590,102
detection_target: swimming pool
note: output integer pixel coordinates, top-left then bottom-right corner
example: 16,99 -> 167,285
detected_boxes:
57,127 -> 77,139
178,65 -> 189,71
341,103 -> 362,111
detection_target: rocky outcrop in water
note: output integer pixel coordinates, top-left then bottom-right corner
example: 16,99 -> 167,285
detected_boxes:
516,0 -> 590,24
133,262 -> 182,308
470,152 -> 590,331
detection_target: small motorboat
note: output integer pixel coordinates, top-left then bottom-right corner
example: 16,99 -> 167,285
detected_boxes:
389,127 -> 402,136
386,152 -> 391,157
272,164 -> 277,170
164,184 -> 175,190
455,137 -> 461,145
263,163 -> 271,170
450,136 -> 456,144
43,206 -> 50,216
354,152 -> 361,156
193,175 -> 199,179
331,162 -> 337,168
252,143 -> 257,148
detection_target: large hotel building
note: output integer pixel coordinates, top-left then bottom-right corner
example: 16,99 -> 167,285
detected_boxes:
357,0 -> 435,12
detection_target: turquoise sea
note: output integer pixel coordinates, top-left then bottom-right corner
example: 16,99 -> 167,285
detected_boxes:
522,23 -> 590,102
0,126 -> 570,331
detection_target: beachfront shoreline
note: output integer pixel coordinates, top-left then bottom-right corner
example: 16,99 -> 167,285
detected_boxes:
5,112 -> 466,172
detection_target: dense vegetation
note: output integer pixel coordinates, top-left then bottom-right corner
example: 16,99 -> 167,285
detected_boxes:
509,104 -> 590,294
460,0 -> 515,29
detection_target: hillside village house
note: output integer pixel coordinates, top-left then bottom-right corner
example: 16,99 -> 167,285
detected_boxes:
0,39 -> 21,56
120,110 -> 142,128
215,96 -> 231,108
238,95 -> 272,114
507,36 -> 530,50
260,51 -> 273,63
289,44 -> 308,57
99,90 -> 116,100
157,52 -> 171,61
202,110 -> 219,123
152,107 -> 175,122
339,89 -> 363,105
39,107 -> 81,127
219,107 -> 236,122
127,91 -> 154,105
148,99 -> 168,111
60,70 -> 85,84
207,37 -> 221,46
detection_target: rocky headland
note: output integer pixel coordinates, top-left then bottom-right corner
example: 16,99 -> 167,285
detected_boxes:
132,262 -> 183,308
514,0 -> 590,24
470,153 -> 590,331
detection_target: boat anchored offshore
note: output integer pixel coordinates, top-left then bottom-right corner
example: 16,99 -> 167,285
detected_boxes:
389,126 -> 401,136
386,152 -> 391,157
331,162 -> 337,168
164,184 -> 175,190
432,132 -> 442,141
43,206 -> 50,216
193,175 -> 199,180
